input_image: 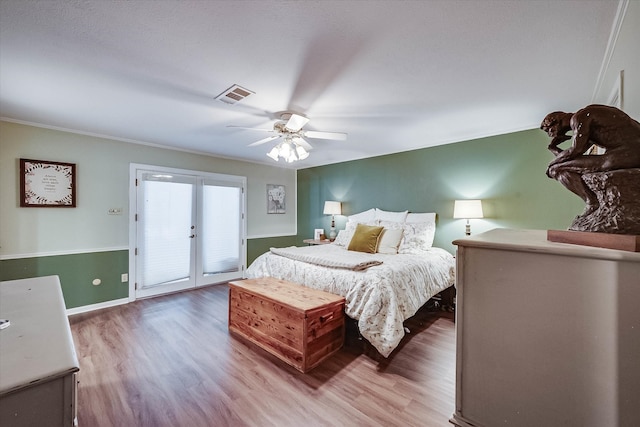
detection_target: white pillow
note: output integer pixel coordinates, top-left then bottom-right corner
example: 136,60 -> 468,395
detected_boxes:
333,229 -> 351,247
377,228 -> 404,254
406,212 -> 436,224
333,221 -> 358,247
377,220 -> 404,230
398,221 -> 436,253
375,208 -> 408,223
347,208 -> 376,224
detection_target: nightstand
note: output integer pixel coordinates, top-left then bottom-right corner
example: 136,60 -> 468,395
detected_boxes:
303,239 -> 332,245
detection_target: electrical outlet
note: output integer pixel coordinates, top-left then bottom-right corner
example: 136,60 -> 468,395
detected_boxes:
108,208 -> 123,215
121,273 -> 128,282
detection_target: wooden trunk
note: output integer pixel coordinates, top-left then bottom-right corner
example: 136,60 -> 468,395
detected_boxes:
228,277 -> 345,373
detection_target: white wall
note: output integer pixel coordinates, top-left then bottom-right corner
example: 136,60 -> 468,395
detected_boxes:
0,120 -> 296,257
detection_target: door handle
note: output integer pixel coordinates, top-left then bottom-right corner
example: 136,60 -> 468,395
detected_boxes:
189,234 -> 195,238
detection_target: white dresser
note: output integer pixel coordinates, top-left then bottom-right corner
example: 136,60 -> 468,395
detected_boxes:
451,229 -> 640,427
0,275 -> 79,427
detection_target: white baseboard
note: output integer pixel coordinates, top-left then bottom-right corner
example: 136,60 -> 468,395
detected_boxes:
66,297 -> 129,316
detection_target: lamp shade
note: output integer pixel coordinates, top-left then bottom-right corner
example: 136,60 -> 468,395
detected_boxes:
453,199 -> 484,219
323,201 -> 342,215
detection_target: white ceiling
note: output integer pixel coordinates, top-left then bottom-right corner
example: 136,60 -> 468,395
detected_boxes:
0,0 -> 621,169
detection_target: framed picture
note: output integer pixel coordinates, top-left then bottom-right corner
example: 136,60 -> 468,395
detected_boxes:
314,228 -> 325,240
267,184 -> 285,214
20,158 -> 76,207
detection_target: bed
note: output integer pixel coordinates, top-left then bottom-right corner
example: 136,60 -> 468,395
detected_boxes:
245,208 -> 456,358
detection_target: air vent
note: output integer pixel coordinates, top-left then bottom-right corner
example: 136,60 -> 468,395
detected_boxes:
215,84 -> 254,104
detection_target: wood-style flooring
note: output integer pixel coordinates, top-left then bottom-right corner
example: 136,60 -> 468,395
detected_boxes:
70,284 -> 455,427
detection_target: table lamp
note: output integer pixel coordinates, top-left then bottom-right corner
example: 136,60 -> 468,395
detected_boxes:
453,199 -> 483,236
323,201 -> 342,241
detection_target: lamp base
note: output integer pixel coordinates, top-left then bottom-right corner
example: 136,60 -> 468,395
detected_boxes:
329,227 -> 337,241
329,216 -> 337,241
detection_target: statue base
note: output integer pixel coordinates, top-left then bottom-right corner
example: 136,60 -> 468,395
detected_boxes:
569,169 -> 640,235
547,229 -> 640,252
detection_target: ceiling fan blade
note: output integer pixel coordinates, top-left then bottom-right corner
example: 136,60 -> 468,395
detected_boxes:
227,125 -> 275,132
248,135 -> 281,147
293,136 -> 313,151
284,114 -> 310,132
303,130 -> 348,141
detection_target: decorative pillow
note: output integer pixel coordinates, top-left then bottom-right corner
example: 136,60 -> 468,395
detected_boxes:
347,208 -> 376,224
348,224 -> 385,254
334,221 -> 357,246
333,229 -> 352,247
375,208 -> 408,223
335,219 -> 379,247
398,221 -> 436,254
376,228 -> 404,254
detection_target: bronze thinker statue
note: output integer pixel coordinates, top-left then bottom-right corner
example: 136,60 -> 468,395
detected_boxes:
540,104 -> 640,235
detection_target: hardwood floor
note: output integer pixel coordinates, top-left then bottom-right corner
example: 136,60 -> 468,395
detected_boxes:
70,284 -> 455,427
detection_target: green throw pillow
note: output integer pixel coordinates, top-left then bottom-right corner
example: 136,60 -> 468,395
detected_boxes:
348,224 -> 385,253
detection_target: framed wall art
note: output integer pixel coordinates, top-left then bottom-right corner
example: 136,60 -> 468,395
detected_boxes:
267,184 -> 285,214
20,158 -> 76,207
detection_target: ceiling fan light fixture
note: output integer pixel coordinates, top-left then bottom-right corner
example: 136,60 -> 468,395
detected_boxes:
267,146 -> 280,161
265,138 -> 310,163
295,144 -> 309,160
280,141 -> 292,157
238,112 -> 345,163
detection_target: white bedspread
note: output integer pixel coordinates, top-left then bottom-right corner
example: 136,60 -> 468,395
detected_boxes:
246,244 -> 455,357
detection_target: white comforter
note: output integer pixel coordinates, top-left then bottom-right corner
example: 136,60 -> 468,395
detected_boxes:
245,244 -> 455,357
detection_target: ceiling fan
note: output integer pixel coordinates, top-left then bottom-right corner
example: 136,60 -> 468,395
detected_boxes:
229,112 -> 347,163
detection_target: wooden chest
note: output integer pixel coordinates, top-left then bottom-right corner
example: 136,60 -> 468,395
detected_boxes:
228,277 -> 345,373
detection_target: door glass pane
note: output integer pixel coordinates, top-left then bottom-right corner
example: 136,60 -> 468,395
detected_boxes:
202,184 -> 240,275
142,177 -> 193,287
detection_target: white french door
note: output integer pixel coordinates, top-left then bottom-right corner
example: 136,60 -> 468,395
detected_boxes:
198,177 -> 244,285
130,165 -> 246,300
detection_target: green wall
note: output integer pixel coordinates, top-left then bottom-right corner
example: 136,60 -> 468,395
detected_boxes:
0,238 -> 292,309
247,235 -> 298,265
0,250 -> 128,309
297,129 -> 584,253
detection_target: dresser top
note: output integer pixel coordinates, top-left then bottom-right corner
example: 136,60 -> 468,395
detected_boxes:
453,228 -> 640,262
0,275 -> 79,395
